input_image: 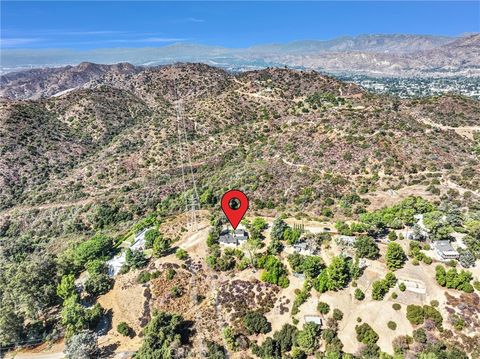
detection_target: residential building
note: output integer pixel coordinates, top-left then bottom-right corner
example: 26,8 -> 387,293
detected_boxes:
293,241 -> 313,255
434,240 -> 459,260
304,315 -> 322,326
219,228 -> 249,246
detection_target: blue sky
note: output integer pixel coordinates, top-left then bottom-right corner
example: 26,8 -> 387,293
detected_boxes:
1,1 -> 479,49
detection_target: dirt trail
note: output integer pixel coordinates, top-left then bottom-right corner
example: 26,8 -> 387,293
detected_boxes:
0,198 -> 94,217
416,116 -> 479,140
5,352 -> 64,359
235,90 -> 284,102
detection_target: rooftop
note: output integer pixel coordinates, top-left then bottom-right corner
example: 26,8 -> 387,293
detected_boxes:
434,240 -> 458,254
304,315 -> 322,325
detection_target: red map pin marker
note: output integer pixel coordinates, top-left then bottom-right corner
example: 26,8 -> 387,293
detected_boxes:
221,190 -> 249,230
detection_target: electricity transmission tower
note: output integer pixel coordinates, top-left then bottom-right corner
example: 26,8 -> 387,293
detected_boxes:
173,79 -> 200,231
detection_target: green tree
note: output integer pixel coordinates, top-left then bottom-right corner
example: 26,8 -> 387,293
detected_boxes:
135,312 -> 186,358
61,296 -> 103,337
65,330 -> 99,359
284,228 -> 302,245
273,324 -> 298,354
0,304 -> 24,346
435,265 -> 446,286
406,304 -> 424,325
313,270 -> 330,293
302,256 -> 324,278
271,218 -> 289,241
242,237 -> 263,267
317,302 -> 330,314
125,248 -> 148,269
267,238 -> 284,255
153,237 -> 171,257
84,273 -> 113,297
222,327 -> 238,352
206,341 -> 227,359
332,309 -> 344,321
243,312 -> 271,334
327,256 -> 350,290
259,255 -> 289,288
144,229 -> 160,249
371,280 -> 389,300
354,236 -> 379,259
459,250 -> 475,268
388,231 -> 398,241
355,323 -> 379,344
385,242 -> 407,271
413,328 -> 427,343
295,322 -> 321,354
73,234 -> 112,269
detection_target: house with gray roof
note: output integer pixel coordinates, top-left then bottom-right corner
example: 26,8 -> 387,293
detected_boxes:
219,228 -> 249,246
293,241 -> 312,255
434,240 -> 459,261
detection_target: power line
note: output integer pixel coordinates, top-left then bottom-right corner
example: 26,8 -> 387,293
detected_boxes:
173,78 -> 200,231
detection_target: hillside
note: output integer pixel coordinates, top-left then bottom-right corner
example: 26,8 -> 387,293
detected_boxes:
0,64 -> 478,234
269,34 -> 480,77
1,63 -> 480,358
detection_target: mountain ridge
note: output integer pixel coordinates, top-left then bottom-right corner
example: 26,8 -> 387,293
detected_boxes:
1,64 -> 478,236
2,33 -> 478,78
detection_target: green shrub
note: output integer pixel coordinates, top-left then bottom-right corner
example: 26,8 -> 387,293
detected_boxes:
144,229 -> 160,249
412,328 -> 427,343
85,273 -> 113,296
332,309 -> 344,321
387,321 -> 397,330
117,322 -> 133,337
317,302 -> 330,314
392,303 -> 401,311
354,288 -> 365,300
399,282 -> 406,292
176,248 -> 188,260
406,305 -> 424,325
137,271 -> 151,284
170,286 -> 182,297
125,248 -> 147,270
243,312 -> 271,334
355,323 -> 379,344
166,269 -> 176,280
423,256 -> 432,265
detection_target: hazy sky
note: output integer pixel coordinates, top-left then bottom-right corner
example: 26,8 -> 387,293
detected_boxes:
2,1 -> 479,49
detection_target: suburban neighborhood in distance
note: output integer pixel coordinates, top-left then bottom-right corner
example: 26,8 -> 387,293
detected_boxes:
1,1 -> 479,359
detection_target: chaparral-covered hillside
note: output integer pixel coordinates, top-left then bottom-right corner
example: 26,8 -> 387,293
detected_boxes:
0,63 -> 479,359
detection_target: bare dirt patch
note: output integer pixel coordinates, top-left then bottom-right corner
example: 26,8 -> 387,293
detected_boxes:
96,271 -> 147,352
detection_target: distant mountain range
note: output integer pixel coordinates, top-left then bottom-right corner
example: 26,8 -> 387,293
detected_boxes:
1,33 -> 479,77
